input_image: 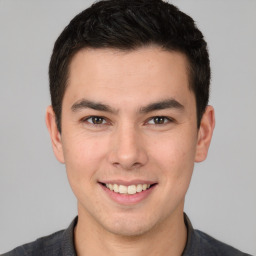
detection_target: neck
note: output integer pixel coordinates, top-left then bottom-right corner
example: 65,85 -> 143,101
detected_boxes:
74,205 -> 187,256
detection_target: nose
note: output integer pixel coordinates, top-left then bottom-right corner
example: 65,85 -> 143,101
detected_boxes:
108,124 -> 148,170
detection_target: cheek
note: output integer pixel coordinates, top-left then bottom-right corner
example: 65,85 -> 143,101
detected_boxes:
150,132 -> 197,184
62,133 -> 109,186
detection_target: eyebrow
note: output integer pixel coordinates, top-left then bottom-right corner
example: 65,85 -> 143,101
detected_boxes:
71,99 -> 117,113
71,98 -> 184,114
139,98 -> 184,113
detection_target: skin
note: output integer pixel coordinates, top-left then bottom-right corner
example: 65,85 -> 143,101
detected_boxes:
46,46 -> 215,256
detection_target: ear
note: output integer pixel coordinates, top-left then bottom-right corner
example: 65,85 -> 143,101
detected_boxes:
45,106 -> 65,163
195,105 -> 215,162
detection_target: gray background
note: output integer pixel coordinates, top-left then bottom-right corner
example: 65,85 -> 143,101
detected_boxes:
0,0 -> 255,254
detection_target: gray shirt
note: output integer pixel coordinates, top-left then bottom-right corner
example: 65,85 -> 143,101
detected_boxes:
1,214 -> 252,256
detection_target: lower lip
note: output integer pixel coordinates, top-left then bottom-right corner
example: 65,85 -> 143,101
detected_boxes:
100,184 -> 156,205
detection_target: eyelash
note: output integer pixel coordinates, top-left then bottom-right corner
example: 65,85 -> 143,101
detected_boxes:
146,116 -> 174,125
82,115 -> 174,127
82,116 -> 110,126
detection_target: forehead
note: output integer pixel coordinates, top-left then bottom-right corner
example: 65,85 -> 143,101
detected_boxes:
64,46 -> 194,109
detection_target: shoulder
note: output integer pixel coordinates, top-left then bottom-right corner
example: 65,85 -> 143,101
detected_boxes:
1,217 -> 77,256
192,229 -> 252,256
1,230 -> 64,256
183,213 -> 252,256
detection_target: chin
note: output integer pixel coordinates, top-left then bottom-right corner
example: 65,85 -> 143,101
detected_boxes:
102,214 -> 159,237
107,223 -> 151,237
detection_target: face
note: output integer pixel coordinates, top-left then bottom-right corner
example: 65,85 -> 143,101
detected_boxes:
46,46 -> 214,237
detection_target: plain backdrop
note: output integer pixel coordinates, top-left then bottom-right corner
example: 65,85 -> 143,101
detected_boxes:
0,0 -> 255,254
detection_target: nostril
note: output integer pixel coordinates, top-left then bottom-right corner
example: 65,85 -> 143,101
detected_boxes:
112,161 -> 142,170
132,162 -> 142,168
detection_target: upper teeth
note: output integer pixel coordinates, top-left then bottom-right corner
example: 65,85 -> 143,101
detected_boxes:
106,184 -> 151,195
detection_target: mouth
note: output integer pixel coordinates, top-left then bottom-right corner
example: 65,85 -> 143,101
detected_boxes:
99,181 -> 157,196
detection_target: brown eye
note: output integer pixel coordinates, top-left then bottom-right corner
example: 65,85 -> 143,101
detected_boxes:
92,117 -> 104,124
86,116 -> 106,125
153,117 -> 166,124
147,116 -> 172,125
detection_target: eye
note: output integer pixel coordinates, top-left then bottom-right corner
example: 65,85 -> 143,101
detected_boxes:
147,116 -> 173,125
84,116 -> 107,125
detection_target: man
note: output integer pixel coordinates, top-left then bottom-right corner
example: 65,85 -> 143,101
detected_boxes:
2,0 -> 252,255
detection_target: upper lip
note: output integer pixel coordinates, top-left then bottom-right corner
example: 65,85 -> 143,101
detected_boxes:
99,180 -> 157,186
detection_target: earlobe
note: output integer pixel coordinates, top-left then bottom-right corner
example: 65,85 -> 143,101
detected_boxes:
45,106 -> 65,163
195,105 -> 215,163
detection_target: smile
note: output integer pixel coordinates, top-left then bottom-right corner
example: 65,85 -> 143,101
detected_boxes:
105,183 -> 151,195
99,181 -> 157,205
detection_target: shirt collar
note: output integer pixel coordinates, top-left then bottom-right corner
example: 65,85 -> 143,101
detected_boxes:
61,216 -> 78,256
182,213 -> 201,256
61,213 -> 197,256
